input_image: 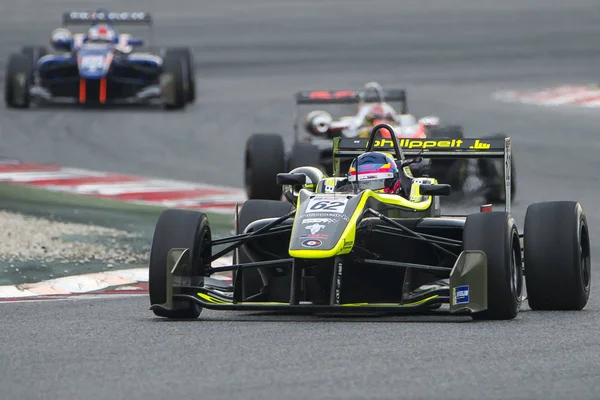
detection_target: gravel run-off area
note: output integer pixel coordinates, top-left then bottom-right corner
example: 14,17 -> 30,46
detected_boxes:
0,210 -> 149,284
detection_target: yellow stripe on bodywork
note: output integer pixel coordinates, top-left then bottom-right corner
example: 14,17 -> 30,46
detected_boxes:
341,295 -> 439,307
289,189 -> 432,259
198,293 -> 228,304
202,296 -> 439,307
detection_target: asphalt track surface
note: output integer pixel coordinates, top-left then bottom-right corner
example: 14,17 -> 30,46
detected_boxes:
2,0 -> 600,399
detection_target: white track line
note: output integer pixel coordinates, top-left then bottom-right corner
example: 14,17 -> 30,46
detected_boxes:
0,256 -> 234,301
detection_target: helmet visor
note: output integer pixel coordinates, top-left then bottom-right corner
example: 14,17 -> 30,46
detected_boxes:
356,178 -> 388,191
350,172 -> 395,192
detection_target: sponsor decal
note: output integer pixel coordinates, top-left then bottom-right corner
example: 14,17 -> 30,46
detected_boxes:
358,172 -> 393,181
299,233 -> 328,239
307,212 -> 349,221
369,138 -> 492,150
306,90 -> 356,99
302,218 -> 336,224
301,239 -> 322,248
453,285 -> 470,305
305,223 -> 326,234
69,11 -> 148,21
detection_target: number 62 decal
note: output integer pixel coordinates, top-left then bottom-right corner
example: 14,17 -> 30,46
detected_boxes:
306,198 -> 348,213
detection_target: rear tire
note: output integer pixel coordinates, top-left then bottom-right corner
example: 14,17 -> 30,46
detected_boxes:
524,201 -> 591,310
20,45 -> 49,61
288,142 -> 323,171
427,125 -> 467,190
5,53 -> 32,109
233,199 -> 293,302
162,49 -> 187,110
244,133 -> 286,200
149,209 -> 211,319
463,211 -> 523,320
478,133 -> 516,204
20,45 -> 48,82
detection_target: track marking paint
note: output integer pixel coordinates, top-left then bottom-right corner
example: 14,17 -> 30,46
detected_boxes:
0,159 -> 243,301
494,85 -> 600,108
0,257 -> 234,302
0,160 -> 247,214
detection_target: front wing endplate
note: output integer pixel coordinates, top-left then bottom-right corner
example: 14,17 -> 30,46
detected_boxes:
449,250 -> 488,314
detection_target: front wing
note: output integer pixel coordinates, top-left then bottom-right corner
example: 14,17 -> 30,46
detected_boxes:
149,248 -> 488,315
32,62 -> 167,105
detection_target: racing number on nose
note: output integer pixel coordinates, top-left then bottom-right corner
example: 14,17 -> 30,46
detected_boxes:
308,199 -> 347,213
81,55 -> 104,70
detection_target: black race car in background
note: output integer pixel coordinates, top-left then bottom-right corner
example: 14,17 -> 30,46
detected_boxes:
243,82 -> 516,203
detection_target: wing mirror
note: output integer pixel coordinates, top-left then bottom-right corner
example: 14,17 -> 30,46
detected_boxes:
419,184 -> 451,196
276,173 -> 306,186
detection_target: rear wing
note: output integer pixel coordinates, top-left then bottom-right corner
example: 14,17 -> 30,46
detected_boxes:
332,134 -> 513,212
62,11 -> 152,26
295,89 -> 406,105
334,137 -> 507,158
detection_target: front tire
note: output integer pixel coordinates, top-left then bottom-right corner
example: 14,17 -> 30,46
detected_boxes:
463,211 -> 523,320
149,209 -> 211,319
524,201 -> 591,310
5,53 -> 32,109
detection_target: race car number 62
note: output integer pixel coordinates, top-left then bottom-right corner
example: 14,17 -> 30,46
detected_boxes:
307,199 -> 348,213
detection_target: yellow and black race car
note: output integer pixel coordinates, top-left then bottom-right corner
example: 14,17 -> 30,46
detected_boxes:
149,124 -> 590,321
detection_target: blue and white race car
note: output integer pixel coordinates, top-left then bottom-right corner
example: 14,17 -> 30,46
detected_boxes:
4,10 -> 195,110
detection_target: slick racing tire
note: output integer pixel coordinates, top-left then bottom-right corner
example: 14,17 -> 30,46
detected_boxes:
463,212 -> 523,320
244,133 -> 286,200
524,201 -> 591,311
233,199 -> 294,303
162,49 -> 187,110
478,133 -> 516,204
288,142 -> 323,172
20,45 -> 48,82
427,125 -> 467,190
164,47 -> 195,103
149,209 -> 211,319
21,45 -> 49,62
5,53 -> 32,109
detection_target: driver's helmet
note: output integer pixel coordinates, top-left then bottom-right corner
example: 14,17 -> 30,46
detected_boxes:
86,24 -> 116,43
364,103 -> 396,138
348,152 -> 401,194
282,166 -> 326,204
364,103 -> 396,124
